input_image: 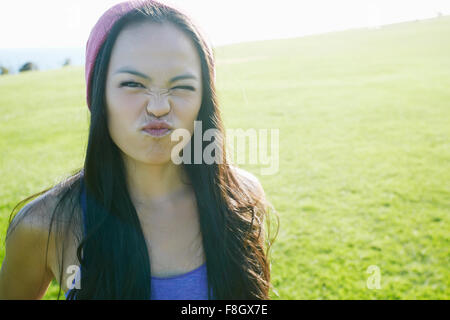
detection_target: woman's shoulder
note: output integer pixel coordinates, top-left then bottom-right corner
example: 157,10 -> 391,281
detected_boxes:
13,181 -> 76,221
6,181 -> 83,280
6,179 -> 83,256
8,189 -> 60,237
230,165 -> 266,201
3,189 -> 63,285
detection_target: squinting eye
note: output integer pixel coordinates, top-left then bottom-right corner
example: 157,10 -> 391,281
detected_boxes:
120,81 -> 144,88
171,85 -> 196,91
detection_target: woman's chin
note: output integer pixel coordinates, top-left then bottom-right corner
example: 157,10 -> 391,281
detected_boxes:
140,152 -> 174,165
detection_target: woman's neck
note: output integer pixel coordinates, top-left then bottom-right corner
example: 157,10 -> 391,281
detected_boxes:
123,157 -> 189,211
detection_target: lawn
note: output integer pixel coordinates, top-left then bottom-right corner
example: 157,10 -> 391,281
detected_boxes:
1,15 -> 449,299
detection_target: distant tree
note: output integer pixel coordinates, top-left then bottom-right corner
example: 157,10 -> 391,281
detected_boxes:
437,11 -> 443,18
63,58 -> 71,67
19,62 -> 38,72
0,66 -> 9,75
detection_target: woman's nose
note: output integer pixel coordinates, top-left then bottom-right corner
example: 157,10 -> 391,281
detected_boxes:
145,90 -> 171,117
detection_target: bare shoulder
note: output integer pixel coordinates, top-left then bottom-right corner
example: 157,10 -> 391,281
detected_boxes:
230,167 -> 270,236
6,183 -> 82,263
4,187 -> 68,270
7,187 -> 66,240
0,189 -> 62,298
231,166 -> 266,201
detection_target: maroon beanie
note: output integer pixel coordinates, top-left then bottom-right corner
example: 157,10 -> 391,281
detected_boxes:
85,0 -> 156,110
85,0 -> 215,111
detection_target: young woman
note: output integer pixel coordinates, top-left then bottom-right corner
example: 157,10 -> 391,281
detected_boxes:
0,0 -> 279,300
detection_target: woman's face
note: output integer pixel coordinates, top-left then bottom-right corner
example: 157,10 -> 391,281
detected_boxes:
105,21 -> 203,165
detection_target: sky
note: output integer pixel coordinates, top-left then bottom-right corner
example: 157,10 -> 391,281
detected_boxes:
0,0 -> 449,49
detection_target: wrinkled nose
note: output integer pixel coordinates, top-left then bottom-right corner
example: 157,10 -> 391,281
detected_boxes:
145,90 -> 171,117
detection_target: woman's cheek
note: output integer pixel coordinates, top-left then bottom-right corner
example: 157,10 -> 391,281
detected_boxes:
172,95 -> 202,127
107,98 -> 137,138
112,90 -> 143,111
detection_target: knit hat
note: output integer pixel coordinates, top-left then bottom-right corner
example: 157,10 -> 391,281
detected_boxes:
85,0 -> 156,110
85,0 -> 214,111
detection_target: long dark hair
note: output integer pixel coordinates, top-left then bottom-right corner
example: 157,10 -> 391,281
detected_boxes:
6,1 -> 279,300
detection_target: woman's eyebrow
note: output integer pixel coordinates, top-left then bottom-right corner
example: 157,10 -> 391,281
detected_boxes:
113,67 -> 198,83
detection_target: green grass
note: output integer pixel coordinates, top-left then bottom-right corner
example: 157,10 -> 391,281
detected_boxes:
1,16 -> 449,299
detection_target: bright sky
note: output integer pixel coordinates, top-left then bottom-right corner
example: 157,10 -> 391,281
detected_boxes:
0,0 -> 449,49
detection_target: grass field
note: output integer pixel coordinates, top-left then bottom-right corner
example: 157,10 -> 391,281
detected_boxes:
1,16 -> 449,300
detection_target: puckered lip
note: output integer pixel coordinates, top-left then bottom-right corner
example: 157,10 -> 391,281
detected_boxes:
141,120 -> 173,130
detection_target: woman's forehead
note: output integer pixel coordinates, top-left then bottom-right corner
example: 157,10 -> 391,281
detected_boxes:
108,22 -> 201,78
112,22 -> 199,62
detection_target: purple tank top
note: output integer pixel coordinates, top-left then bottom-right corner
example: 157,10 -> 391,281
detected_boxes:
65,179 -> 212,300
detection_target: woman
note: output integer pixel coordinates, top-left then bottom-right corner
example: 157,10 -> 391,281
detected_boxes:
0,0 -> 279,300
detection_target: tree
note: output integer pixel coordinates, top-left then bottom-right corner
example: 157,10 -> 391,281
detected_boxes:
19,62 -> 38,72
